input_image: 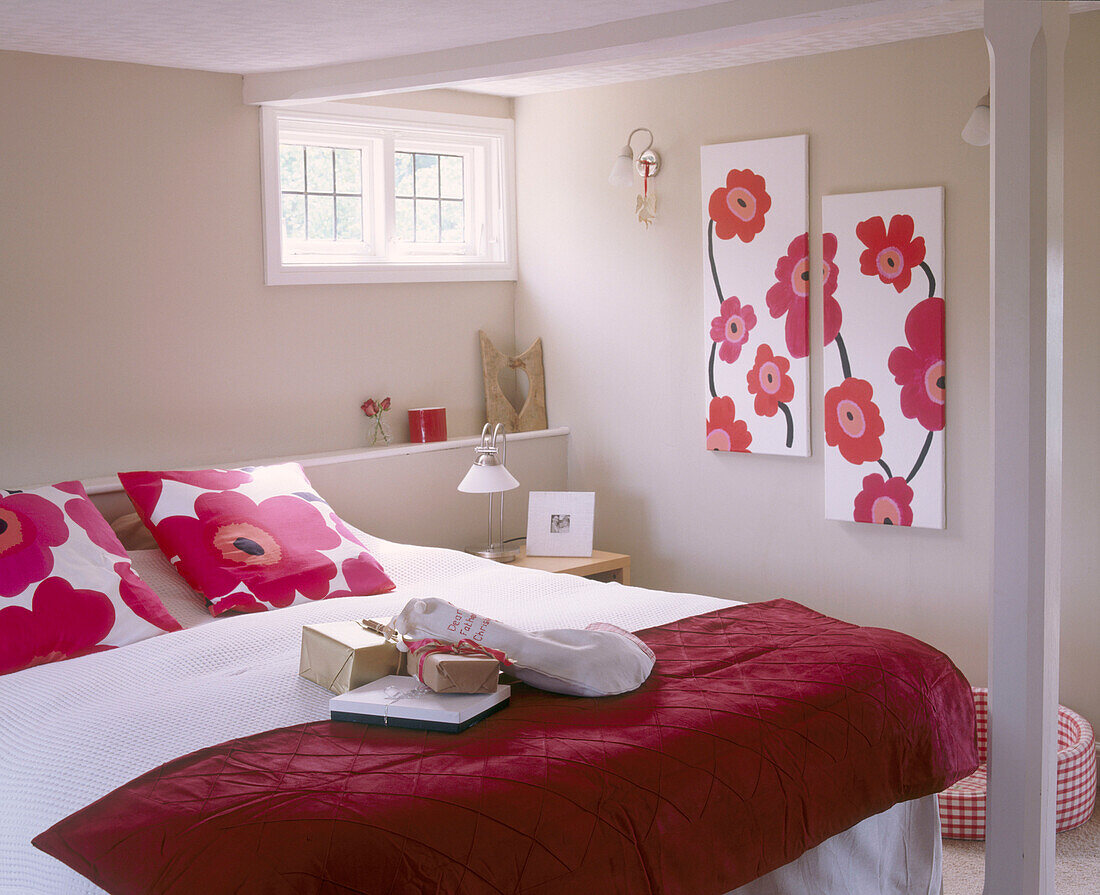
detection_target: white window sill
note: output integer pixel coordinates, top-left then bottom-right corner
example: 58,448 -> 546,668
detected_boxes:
265,260 -> 517,285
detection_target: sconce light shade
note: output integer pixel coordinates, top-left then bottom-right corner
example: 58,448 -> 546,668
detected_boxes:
609,127 -> 660,187
609,147 -> 636,187
962,92 -> 991,147
458,457 -> 519,494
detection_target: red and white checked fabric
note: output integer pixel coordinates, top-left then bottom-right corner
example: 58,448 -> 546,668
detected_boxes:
939,687 -> 1096,839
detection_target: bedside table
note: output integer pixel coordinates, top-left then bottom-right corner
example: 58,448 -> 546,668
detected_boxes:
513,547 -> 631,585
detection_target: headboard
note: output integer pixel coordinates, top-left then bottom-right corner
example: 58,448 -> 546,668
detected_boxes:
82,428 -> 570,551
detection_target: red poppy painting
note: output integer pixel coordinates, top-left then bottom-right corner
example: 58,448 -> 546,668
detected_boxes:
822,187 -> 944,529
702,136 -> 809,456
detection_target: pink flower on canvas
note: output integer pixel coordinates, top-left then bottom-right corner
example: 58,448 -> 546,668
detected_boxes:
888,297 -> 945,432
856,214 -> 926,293
853,474 -> 915,526
765,233 -> 842,359
746,345 -> 795,417
0,492 -> 69,598
0,577 -> 116,676
821,232 -> 843,347
706,397 -> 752,452
156,490 -> 342,613
708,169 -> 771,242
710,297 -> 757,363
824,378 -> 885,465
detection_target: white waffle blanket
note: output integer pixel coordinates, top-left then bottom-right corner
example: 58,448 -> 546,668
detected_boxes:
0,534 -> 939,895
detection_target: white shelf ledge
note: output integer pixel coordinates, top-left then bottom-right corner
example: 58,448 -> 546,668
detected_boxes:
80,427 -> 570,495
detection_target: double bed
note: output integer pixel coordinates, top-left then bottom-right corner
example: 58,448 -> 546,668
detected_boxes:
2,519 -> 974,894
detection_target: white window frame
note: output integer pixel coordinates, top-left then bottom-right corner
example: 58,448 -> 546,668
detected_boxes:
261,103 -> 516,285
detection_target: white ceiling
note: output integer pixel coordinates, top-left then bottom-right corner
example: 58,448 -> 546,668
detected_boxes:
0,0 -> 735,73
2,0 -> 1098,99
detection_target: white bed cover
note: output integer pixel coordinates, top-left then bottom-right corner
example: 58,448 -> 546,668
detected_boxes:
0,533 -> 939,895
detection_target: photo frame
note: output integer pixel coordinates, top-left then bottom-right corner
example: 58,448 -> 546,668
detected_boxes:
525,491 -> 595,557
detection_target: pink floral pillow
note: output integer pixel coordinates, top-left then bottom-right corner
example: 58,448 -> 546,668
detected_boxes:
119,463 -> 395,616
0,482 -> 181,676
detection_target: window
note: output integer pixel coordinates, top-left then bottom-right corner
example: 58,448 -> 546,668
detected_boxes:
261,104 -> 515,285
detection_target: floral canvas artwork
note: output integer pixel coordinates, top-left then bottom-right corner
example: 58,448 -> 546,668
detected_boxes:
821,187 -> 945,529
701,136 -> 810,457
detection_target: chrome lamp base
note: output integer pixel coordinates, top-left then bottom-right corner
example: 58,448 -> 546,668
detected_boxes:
464,543 -> 519,563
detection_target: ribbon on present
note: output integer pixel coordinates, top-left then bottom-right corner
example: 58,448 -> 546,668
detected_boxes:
404,637 -> 513,685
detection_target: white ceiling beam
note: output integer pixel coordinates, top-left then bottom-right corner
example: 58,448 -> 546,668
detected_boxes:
242,0 -> 959,104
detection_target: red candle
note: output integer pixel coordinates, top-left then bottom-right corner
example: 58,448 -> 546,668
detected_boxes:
408,407 -> 447,443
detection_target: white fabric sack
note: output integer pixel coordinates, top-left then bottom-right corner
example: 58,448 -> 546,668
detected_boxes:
392,598 -> 656,697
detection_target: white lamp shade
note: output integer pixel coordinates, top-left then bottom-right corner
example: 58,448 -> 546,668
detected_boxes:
458,460 -> 519,493
962,101 -> 990,147
608,147 -> 635,187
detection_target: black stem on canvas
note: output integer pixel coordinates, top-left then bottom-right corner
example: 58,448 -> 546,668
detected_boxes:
877,458 -> 893,479
778,401 -> 794,448
708,342 -> 718,399
906,430 -> 935,482
708,219 -> 724,306
920,261 -> 936,298
834,332 -> 853,380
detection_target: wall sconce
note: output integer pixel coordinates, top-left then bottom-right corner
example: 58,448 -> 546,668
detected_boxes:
609,127 -> 661,187
457,423 -> 520,562
962,92 -> 990,146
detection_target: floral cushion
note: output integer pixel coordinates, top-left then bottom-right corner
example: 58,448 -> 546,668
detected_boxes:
0,482 -> 181,676
119,464 -> 395,616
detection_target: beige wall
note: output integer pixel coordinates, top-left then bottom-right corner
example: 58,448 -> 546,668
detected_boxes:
515,20 -> 1099,723
0,53 -> 515,487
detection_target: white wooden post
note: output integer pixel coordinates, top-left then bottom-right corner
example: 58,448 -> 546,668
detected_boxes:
983,3 -> 1066,894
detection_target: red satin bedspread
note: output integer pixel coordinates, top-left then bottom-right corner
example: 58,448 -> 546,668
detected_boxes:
35,600 -> 978,895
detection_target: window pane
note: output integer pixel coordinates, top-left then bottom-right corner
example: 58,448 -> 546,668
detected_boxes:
440,200 -> 464,243
279,144 -> 304,191
282,193 -> 306,239
336,196 -> 362,241
414,154 -> 439,198
415,198 -> 440,242
395,197 -> 414,242
307,194 -> 335,240
306,146 -> 334,192
440,155 -> 463,199
334,148 -> 361,193
394,152 -> 414,197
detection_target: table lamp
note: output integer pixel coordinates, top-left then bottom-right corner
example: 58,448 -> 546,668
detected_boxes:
458,423 -> 520,562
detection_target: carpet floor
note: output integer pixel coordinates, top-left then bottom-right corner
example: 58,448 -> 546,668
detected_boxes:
941,810 -> 1100,894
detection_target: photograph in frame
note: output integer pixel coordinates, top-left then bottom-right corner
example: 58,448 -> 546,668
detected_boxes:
525,491 -> 595,557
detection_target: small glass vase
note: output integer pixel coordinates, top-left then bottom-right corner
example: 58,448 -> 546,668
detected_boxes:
366,414 -> 391,446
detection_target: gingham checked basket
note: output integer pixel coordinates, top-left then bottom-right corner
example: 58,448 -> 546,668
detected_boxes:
938,687 -> 1097,839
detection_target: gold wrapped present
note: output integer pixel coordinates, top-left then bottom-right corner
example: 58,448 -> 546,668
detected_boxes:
411,646 -> 500,694
300,620 -> 403,695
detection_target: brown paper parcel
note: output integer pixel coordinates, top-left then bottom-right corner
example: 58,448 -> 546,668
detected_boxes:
300,621 -> 403,695
413,648 -> 500,694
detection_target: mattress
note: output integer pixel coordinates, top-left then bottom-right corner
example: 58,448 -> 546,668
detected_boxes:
0,531 -> 942,894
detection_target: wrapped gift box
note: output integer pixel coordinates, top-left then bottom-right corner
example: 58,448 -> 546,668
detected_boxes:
412,647 -> 500,694
300,620 -> 403,695
331,675 -> 510,733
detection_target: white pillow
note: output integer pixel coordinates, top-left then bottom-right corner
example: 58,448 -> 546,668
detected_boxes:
126,549 -> 214,629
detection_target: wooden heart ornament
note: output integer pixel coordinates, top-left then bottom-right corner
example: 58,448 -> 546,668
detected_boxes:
479,331 -> 548,433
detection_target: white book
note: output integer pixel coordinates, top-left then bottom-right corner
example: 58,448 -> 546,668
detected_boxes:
330,675 -> 510,733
